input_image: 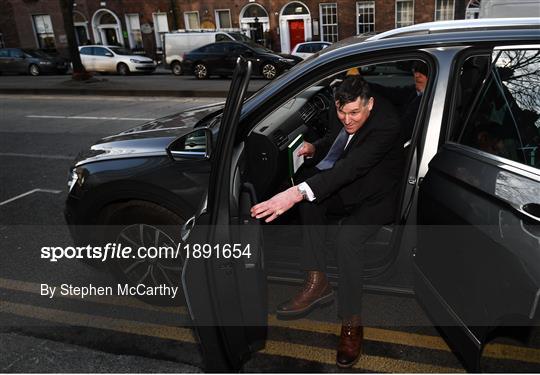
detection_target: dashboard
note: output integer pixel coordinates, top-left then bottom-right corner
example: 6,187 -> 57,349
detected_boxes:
246,85 -> 333,199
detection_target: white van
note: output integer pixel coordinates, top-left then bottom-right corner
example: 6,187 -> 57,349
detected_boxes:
479,0 -> 540,18
164,30 -> 252,75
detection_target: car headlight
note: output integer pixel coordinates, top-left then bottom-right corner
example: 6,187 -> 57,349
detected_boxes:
67,168 -> 84,192
279,58 -> 295,63
130,59 -> 141,63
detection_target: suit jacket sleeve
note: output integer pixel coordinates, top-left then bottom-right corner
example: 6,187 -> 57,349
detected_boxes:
305,109 -> 401,202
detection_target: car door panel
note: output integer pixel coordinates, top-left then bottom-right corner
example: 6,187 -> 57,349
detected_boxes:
181,58 -> 266,371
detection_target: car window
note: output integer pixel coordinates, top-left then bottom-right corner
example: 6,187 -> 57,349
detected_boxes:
0,49 -> 8,58
8,49 -> 24,58
455,47 -> 540,169
215,34 -> 231,42
108,47 -> 132,56
94,47 -> 110,56
296,44 -> 308,53
79,47 -> 93,55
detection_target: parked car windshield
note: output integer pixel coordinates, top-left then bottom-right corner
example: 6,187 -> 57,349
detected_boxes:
242,40 -> 274,54
21,49 -> 43,58
108,47 -> 134,56
229,32 -> 252,43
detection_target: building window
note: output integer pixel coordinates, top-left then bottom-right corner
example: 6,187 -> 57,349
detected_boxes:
356,1 -> 375,35
465,0 -> 481,19
153,12 -> 169,48
319,3 -> 338,42
435,0 -> 454,20
126,14 -> 143,49
184,11 -> 200,30
215,9 -> 232,29
33,14 -> 56,49
395,0 -> 414,28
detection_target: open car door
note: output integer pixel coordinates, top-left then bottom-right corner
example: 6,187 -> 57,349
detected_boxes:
181,58 -> 267,371
413,45 -> 540,371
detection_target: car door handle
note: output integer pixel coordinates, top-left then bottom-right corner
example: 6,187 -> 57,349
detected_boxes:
522,203 -> 540,221
512,202 -> 540,223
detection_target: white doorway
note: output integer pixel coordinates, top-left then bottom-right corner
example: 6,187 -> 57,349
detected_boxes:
279,1 -> 312,53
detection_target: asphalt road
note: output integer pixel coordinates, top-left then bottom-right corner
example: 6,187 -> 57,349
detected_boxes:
0,95 -> 539,373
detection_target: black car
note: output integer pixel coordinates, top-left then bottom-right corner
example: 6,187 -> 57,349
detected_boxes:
181,41 -> 302,80
66,19 -> 540,372
0,48 -> 69,75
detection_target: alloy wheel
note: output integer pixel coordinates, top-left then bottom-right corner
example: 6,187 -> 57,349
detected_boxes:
172,62 -> 182,76
29,64 -> 40,76
114,223 -> 183,290
262,63 -> 277,80
194,63 -> 208,79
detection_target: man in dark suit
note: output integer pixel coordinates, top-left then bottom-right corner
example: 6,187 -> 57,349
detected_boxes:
251,76 -> 403,368
368,60 -> 428,142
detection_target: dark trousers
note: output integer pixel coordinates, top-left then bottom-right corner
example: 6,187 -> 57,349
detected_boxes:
296,166 -> 395,318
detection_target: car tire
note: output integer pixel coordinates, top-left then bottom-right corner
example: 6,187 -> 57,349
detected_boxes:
101,200 -> 186,306
171,61 -> 182,76
29,64 -> 40,76
117,62 -> 130,76
194,62 -> 208,79
261,62 -> 278,80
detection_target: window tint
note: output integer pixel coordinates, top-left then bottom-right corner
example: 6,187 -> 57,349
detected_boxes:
8,49 -> 24,58
215,34 -> 231,42
79,47 -> 93,55
296,44 -> 308,53
456,48 -> 540,169
0,49 -> 8,57
94,47 -> 110,56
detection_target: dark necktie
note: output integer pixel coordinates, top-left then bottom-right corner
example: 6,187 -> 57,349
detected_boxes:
316,128 -> 348,171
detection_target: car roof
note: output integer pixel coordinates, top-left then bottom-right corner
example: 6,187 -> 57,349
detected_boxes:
297,41 -> 332,45
367,17 -> 540,41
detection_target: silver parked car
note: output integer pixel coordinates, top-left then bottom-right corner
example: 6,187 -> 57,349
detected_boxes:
78,45 -> 156,75
67,18 -> 540,372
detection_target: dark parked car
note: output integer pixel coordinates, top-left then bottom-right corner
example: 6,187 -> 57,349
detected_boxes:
0,48 -> 69,75
66,18 -> 540,372
181,41 -> 302,80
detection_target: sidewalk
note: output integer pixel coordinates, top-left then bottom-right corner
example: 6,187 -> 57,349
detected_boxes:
0,68 -> 269,98
0,332 -> 202,373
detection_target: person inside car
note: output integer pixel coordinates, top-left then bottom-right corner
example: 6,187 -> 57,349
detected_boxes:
251,75 -> 403,368
349,61 -> 428,143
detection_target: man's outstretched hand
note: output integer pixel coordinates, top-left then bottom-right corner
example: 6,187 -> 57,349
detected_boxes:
251,186 -> 304,223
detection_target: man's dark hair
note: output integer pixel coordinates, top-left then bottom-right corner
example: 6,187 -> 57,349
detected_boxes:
334,76 -> 371,109
412,61 -> 428,76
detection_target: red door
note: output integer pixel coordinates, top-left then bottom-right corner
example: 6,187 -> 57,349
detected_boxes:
288,20 -> 305,52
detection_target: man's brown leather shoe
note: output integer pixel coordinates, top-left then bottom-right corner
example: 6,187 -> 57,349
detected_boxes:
336,315 -> 363,368
276,271 -> 334,317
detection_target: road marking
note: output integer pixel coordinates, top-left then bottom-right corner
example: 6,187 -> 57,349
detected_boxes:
0,277 -> 185,315
0,299 -> 196,343
268,315 -> 540,364
262,340 -> 464,373
0,152 -> 73,160
2,277 -> 539,365
26,115 -> 154,121
0,189 -> 62,207
0,300 -> 463,373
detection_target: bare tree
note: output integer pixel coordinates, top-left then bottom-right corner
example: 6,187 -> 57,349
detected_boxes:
59,0 -> 92,80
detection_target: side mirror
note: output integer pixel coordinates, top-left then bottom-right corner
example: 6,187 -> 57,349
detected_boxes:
105,52 -> 114,57
167,128 -> 212,161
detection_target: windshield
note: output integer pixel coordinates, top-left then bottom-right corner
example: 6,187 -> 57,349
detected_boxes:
108,47 -> 134,56
242,40 -> 274,54
22,49 -> 46,58
229,32 -> 252,43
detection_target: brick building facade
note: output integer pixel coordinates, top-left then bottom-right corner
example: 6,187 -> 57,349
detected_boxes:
0,0 -> 477,56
